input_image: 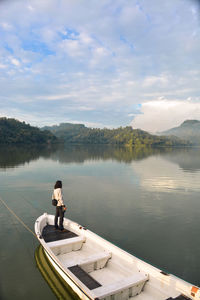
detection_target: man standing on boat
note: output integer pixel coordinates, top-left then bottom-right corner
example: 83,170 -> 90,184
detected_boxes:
52,180 -> 66,231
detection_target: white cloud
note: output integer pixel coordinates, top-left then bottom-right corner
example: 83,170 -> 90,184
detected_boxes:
79,32 -> 93,45
10,57 -> 20,66
131,99 -> 200,133
0,63 -> 7,69
142,75 -> 168,88
27,5 -> 34,11
59,39 -> 84,57
0,0 -> 199,128
1,22 -> 12,30
40,93 -> 76,101
78,106 -> 94,111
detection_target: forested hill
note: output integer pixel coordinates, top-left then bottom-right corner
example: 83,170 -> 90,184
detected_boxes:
42,123 -> 190,147
0,118 -> 58,144
160,120 -> 200,145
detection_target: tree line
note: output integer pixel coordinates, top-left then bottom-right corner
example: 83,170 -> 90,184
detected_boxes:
0,118 -> 191,147
0,117 -> 58,144
43,123 -> 191,147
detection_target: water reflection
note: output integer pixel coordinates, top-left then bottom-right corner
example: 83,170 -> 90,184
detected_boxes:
0,145 -> 58,170
35,245 -> 76,300
1,144 -> 200,174
49,145 -> 163,164
0,145 -> 162,169
132,152 -> 200,193
162,148 -> 200,172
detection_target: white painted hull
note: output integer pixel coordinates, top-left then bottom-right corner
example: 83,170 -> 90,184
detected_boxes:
44,250 -> 90,300
35,213 -> 200,300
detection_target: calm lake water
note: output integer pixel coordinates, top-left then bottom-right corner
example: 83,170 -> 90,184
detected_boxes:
0,145 -> 200,299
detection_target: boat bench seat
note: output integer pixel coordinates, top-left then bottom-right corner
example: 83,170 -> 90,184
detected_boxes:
94,272 -> 149,300
67,251 -> 112,272
48,236 -> 86,255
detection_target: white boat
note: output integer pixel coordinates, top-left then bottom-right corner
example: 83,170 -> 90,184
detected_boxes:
35,213 -> 200,300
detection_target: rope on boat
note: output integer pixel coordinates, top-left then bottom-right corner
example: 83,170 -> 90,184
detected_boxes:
0,196 -> 37,238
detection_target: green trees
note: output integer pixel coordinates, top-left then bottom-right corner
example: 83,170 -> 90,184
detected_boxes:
1,118 -> 190,147
43,123 -> 191,147
0,117 -> 58,144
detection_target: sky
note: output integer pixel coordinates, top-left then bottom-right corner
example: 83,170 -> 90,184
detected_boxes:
0,0 -> 199,133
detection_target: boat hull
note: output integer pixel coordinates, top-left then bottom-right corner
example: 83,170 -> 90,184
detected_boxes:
34,213 -> 200,300
44,249 -> 90,300
35,245 -> 80,300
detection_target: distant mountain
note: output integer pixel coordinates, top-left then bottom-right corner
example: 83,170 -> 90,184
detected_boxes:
160,120 -> 200,144
42,123 -> 86,141
42,122 -> 191,147
0,117 -> 58,144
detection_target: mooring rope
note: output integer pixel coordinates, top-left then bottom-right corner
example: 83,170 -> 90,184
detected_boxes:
0,196 -> 37,238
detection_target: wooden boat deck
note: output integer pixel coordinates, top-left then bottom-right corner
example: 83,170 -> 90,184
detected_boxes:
42,225 -> 78,243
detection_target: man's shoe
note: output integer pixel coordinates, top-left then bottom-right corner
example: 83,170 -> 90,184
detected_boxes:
59,228 -> 67,232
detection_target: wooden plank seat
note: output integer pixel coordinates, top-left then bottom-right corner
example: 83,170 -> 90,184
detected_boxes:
47,236 -> 86,255
94,273 -> 149,300
67,251 -> 112,272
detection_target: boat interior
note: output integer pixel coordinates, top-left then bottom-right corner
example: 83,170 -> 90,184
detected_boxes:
42,224 -> 149,299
